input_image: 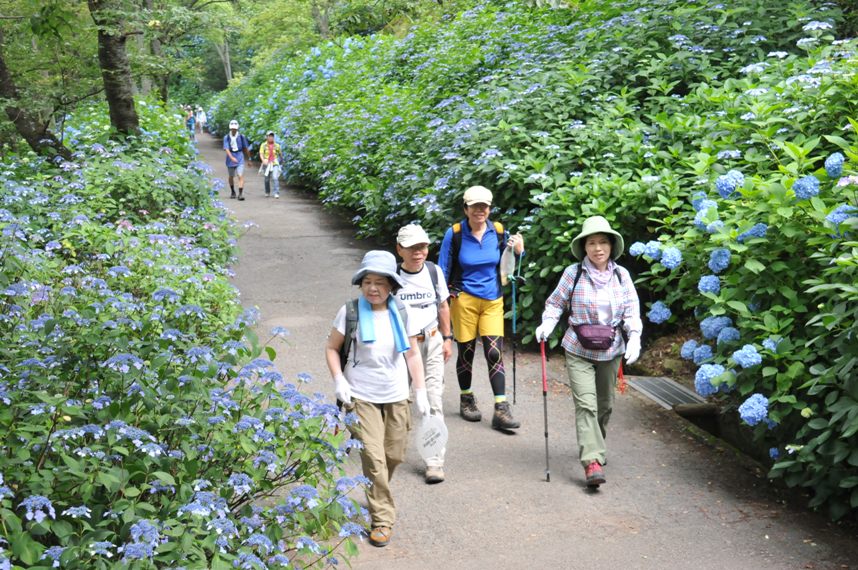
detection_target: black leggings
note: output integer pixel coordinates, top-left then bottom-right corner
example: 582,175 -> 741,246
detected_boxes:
456,335 -> 505,397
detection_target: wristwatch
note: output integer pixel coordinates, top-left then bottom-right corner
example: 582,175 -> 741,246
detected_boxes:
442,335 -> 454,341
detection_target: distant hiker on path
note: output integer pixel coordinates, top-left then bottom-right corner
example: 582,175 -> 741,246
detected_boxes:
324,251 -> 429,548
534,215 -> 642,488
258,130 -> 282,198
438,185 -> 524,432
394,224 -> 453,484
196,107 -> 207,133
223,120 -> 251,201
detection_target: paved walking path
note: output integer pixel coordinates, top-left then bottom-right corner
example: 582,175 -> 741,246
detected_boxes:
198,134 -> 857,569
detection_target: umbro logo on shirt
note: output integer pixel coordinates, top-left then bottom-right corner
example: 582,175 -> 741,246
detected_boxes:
399,291 -> 434,302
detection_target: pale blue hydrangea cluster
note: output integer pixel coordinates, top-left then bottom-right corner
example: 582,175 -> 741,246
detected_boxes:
680,339 -> 698,359
737,223 -> 767,243
692,344 -> 714,364
717,326 -> 741,345
700,315 -> 732,339
707,248 -> 731,273
647,301 -> 671,324
698,275 -> 721,295
660,246 -> 683,270
715,169 -> 744,199
695,363 -> 725,397
762,337 -> 782,352
824,152 -> 844,179
732,344 -> 762,368
738,393 -> 769,425
793,174 -> 820,200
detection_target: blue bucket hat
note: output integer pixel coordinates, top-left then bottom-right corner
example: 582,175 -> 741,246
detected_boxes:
351,250 -> 405,288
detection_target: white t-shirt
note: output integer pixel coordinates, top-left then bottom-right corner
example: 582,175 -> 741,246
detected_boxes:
333,303 -> 419,404
395,263 -> 450,331
596,286 -> 613,325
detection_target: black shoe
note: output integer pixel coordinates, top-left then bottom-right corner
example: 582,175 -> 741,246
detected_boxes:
230,191 -> 236,199
237,191 -> 245,201
491,401 -> 520,430
459,393 -> 482,422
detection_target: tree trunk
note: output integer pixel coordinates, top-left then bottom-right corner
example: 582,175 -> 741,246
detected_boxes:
0,30 -> 72,161
213,37 -> 232,82
88,0 -> 140,136
311,0 -> 331,39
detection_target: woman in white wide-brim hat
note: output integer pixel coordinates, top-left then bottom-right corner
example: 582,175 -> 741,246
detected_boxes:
325,250 -> 429,548
534,216 -> 642,489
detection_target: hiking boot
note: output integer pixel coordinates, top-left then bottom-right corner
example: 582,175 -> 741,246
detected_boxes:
369,526 -> 391,547
425,466 -> 445,485
585,461 -> 605,488
459,393 -> 481,422
491,401 -> 520,430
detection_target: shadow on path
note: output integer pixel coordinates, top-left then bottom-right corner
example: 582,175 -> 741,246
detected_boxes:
196,133 -> 858,569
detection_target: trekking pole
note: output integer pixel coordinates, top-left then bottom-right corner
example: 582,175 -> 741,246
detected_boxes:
540,340 -> 551,482
510,253 -> 524,405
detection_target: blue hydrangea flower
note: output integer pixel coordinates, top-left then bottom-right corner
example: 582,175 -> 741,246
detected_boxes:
63,505 -> 91,519
692,344 -> 714,364
680,339 -> 699,359
130,520 -> 160,547
629,241 -> 646,256
660,247 -> 682,270
762,337 -> 782,352
644,240 -> 662,260
732,344 -> 762,368
769,447 -> 780,460
89,541 -> 114,557
41,546 -> 64,568
691,191 -> 708,211
698,275 -> 721,295
700,315 -> 732,339
737,223 -> 768,243
695,363 -> 725,397
793,175 -> 820,200
708,248 -> 731,274
647,301 -> 671,324
715,170 -> 744,199
738,393 -> 769,425
717,326 -> 740,345
826,204 -> 857,234
19,495 -> 55,523
824,152 -> 844,179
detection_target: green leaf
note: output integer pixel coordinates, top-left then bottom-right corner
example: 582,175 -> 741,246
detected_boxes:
744,259 -> 765,274
153,471 -> 176,486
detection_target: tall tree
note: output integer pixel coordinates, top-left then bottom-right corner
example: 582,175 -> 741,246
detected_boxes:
0,28 -> 72,160
87,0 -> 140,135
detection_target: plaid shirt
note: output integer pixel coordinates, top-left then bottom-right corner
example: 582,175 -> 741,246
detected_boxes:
542,262 -> 642,361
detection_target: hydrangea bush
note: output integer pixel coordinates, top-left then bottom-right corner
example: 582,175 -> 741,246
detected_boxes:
210,0 -> 857,517
0,102 -> 365,568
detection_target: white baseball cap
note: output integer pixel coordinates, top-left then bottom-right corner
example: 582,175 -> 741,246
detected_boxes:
463,185 -> 493,206
397,224 -> 431,247
228,120 -> 239,129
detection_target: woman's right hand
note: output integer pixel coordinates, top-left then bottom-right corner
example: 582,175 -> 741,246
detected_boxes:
535,318 -> 558,342
334,373 -> 352,405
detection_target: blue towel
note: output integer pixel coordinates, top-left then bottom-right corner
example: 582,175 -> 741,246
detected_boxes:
358,296 -> 410,353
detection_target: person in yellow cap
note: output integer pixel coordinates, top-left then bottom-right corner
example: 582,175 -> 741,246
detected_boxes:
534,215 -> 642,489
438,186 -> 524,432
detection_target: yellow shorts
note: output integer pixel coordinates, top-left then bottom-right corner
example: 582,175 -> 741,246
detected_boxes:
450,291 -> 504,342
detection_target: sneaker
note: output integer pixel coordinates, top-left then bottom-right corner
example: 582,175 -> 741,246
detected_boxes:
274,194 -> 280,199
369,526 -> 391,547
585,461 -> 605,488
459,393 -> 481,422
425,466 -> 445,485
264,192 -> 270,197
491,401 -> 521,430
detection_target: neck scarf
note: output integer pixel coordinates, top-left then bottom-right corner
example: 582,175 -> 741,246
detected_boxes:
584,257 -> 617,289
357,296 -> 409,354
229,133 -> 239,152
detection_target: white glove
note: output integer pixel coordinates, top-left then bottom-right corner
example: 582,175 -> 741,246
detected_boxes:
414,387 -> 430,416
625,335 -> 641,365
334,374 -> 352,405
535,318 -> 558,342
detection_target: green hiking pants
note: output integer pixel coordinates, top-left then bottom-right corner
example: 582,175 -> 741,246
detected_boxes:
564,352 -> 622,467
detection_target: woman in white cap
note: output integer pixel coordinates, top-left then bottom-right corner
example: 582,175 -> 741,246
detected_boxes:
258,130 -> 282,198
438,185 -> 524,432
534,216 -> 642,488
325,250 -> 430,547
223,120 -> 250,200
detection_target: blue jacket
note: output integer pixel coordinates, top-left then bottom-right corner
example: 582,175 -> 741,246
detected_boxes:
438,220 -> 505,301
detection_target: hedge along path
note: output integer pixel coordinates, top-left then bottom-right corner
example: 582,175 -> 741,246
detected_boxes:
196,133 -> 858,568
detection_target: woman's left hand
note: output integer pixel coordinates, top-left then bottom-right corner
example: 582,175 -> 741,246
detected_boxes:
414,388 -> 430,416
507,233 -> 524,255
625,335 -> 641,365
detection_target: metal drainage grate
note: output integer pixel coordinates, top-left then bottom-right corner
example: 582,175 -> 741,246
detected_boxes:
626,375 -> 706,410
